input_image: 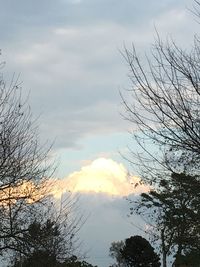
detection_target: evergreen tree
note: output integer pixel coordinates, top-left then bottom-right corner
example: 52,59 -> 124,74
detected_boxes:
121,236 -> 160,267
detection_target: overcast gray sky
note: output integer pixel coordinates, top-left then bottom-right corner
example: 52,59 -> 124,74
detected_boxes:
0,0 -> 198,266
1,0 -> 196,154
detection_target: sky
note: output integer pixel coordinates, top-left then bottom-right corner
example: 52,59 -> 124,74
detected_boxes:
0,0 -> 198,266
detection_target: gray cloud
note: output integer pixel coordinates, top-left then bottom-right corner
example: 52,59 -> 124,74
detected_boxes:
0,0 -> 197,150
0,0 -> 189,31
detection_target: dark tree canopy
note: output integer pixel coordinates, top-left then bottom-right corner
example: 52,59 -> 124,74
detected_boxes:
10,219 -> 64,267
10,209 -> 83,267
135,172 -> 200,266
121,236 -> 160,267
62,256 -> 98,267
11,254 -> 97,267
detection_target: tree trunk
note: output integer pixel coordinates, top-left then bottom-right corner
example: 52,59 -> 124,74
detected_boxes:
161,229 -> 167,267
162,252 -> 167,267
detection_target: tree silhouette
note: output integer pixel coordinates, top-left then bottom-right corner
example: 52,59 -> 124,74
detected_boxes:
0,62 -> 55,257
10,219 -> 63,267
134,172 -> 200,266
9,193 -> 84,267
109,241 -> 125,267
122,1 -> 200,265
61,256 -> 98,267
121,236 -> 160,267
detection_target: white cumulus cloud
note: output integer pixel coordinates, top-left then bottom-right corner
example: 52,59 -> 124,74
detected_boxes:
51,157 -> 149,197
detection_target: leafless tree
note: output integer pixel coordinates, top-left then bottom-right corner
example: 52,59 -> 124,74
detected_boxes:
0,60 -> 85,266
122,32 -> 200,181
9,192 -> 85,266
122,1 -> 200,265
0,69 -> 55,254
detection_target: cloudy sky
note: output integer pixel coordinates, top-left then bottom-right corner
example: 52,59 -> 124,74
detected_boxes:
0,0 -> 198,266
